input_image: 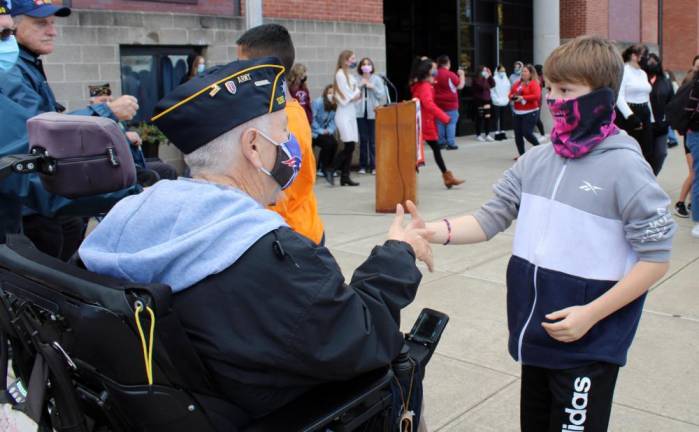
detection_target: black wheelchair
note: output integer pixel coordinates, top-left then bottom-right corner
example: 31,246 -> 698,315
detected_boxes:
0,114 -> 448,431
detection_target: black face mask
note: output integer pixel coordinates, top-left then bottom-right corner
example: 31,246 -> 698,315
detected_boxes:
639,54 -> 649,68
644,62 -> 661,76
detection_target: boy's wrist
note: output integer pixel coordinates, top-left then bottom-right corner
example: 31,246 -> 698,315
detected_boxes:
582,301 -> 606,324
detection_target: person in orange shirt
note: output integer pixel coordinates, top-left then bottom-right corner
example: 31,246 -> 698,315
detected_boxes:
236,24 -> 325,245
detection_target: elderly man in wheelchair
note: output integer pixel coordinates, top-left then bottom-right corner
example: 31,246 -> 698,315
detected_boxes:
0,57 -> 448,432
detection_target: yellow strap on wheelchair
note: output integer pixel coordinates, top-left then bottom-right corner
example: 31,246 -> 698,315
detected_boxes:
134,303 -> 156,385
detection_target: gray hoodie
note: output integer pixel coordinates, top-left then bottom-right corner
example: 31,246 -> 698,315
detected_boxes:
473,131 -> 676,368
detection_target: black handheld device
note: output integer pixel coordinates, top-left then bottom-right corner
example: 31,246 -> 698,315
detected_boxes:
407,308 -> 449,347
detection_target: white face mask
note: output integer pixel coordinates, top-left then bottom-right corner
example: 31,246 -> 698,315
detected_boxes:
326,94 -> 334,103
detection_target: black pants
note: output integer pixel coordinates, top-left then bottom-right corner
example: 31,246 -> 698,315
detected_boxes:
514,111 -> 540,155
652,132 -> 668,176
147,159 -> 178,180
616,104 -> 654,172
521,363 -> 619,432
312,134 -> 338,171
492,105 -> 509,132
475,101 -> 491,136
536,118 -> 545,136
425,140 -> 447,173
22,214 -> 87,261
334,141 -> 356,178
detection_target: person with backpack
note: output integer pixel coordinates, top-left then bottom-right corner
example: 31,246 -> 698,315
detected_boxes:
665,62 -> 699,220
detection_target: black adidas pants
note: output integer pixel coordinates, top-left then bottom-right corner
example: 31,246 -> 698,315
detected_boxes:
521,362 -> 620,432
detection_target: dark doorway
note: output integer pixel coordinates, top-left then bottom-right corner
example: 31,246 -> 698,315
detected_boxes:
383,0 -> 458,102
384,0 -> 534,135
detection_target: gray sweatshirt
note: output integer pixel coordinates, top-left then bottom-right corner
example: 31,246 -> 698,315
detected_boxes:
475,131 -> 675,281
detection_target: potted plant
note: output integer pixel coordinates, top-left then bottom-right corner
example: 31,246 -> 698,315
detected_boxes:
136,122 -> 168,159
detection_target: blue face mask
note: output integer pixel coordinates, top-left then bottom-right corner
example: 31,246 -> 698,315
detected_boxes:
0,35 -> 19,73
197,63 -> 205,74
256,130 -> 302,190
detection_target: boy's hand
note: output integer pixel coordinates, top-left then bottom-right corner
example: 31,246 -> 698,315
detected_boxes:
541,305 -> 597,343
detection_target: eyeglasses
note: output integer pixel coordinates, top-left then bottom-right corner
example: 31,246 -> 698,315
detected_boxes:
1,27 -> 16,42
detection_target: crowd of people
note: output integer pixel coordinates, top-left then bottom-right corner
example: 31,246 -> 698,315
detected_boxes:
0,0 -> 696,430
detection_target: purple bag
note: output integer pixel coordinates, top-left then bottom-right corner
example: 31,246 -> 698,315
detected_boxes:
27,113 -> 136,198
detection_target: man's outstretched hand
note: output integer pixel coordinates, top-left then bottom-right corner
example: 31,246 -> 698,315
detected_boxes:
388,202 -> 435,272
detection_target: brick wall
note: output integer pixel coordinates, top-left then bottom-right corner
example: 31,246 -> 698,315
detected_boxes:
255,0 -> 383,23
69,0 -> 384,22
70,0 -> 238,16
640,0 -> 658,44
663,0 -> 699,72
560,0 -> 586,40
586,0 -> 609,37
609,0 -> 640,43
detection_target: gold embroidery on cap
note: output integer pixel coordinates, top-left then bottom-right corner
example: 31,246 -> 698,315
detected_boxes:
209,84 -> 221,97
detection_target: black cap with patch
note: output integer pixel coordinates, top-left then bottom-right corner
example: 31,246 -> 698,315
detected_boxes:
0,0 -> 9,14
151,56 -> 287,155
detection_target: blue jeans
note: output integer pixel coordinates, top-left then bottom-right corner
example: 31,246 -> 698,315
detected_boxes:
437,109 -> 459,148
357,117 -> 375,170
668,126 -> 678,143
687,131 -> 699,222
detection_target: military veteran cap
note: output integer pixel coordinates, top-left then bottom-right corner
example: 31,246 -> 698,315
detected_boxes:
152,57 -> 287,155
88,83 -> 112,98
0,0 -> 10,15
10,0 -> 70,17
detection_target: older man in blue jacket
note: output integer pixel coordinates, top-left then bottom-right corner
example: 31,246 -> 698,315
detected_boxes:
0,0 -> 140,258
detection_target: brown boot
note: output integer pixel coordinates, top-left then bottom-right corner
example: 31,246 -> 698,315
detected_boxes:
442,170 -> 464,189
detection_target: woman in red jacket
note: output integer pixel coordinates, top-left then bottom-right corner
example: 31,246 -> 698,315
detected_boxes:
410,59 -> 464,188
509,63 -> 542,157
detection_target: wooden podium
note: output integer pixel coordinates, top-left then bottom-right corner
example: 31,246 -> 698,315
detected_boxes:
375,101 -> 420,213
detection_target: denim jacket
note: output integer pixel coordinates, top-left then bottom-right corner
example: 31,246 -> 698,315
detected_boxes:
311,97 -> 336,138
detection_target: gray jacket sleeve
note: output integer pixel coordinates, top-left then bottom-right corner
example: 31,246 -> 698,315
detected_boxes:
620,180 -> 676,262
473,160 -> 523,239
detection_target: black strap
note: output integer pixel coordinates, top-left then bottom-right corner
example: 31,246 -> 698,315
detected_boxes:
24,354 -> 48,423
0,332 -> 8,403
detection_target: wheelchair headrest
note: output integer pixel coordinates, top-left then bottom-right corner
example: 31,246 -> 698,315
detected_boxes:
27,112 -> 136,199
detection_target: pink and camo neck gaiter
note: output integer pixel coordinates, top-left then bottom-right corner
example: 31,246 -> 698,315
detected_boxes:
547,87 -> 619,159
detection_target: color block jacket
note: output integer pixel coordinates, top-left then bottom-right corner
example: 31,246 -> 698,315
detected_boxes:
474,132 -> 676,369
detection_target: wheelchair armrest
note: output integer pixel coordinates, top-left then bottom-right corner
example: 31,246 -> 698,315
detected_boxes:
243,367 -> 394,432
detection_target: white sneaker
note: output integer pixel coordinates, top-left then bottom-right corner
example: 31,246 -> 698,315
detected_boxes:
317,170 -> 325,177
692,223 -> 699,238
476,134 -> 486,142
486,134 -> 495,142
358,168 -> 366,175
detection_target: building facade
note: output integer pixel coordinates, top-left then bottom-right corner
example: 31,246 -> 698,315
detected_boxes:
43,0 -> 699,145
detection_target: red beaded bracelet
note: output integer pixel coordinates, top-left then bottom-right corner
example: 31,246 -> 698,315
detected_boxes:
443,218 -> 452,245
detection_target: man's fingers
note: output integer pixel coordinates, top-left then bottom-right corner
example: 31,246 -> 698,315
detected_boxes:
405,200 -> 418,217
392,203 -> 404,228
413,229 -> 435,240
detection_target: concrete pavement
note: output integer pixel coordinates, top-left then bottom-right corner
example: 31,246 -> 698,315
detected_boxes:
316,135 -> 699,431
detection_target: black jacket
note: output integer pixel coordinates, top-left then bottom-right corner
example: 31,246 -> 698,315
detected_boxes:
649,74 -> 675,135
172,227 -> 421,423
688,76 -> 699,132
